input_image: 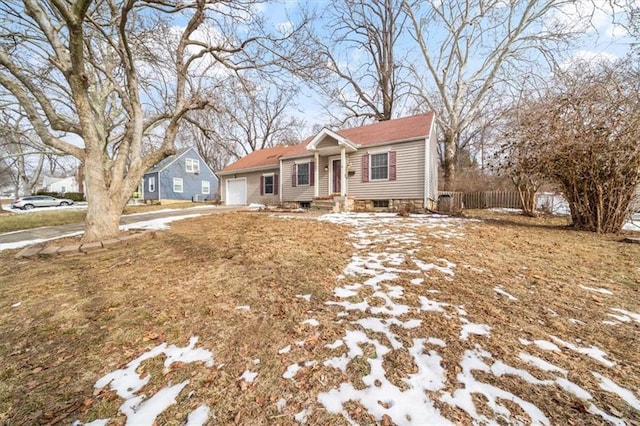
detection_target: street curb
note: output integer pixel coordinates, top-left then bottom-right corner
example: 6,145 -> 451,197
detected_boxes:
15,231 -> 151,259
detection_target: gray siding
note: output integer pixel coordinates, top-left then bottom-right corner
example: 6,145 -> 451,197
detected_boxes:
347,139 -> 426,200
220,168 -> 280,205
143,148 -> 219,201
281,156 -> 329,202
145,172 -> 160,200
280,140 -> 427,202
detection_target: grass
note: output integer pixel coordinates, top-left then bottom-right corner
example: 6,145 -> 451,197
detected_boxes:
0,209 -> 88,233
0,211 -> 638,425
0,201 -> 214,233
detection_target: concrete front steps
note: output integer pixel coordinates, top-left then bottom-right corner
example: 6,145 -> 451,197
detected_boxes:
311,199 -> 335,212
311,196 -> 355,213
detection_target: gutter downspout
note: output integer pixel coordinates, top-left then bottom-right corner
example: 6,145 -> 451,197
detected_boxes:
424,136 -> 429,209
279,160 -> 283,205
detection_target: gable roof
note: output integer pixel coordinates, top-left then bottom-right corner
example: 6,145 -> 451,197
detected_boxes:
218,112 -> 434,174
144,147 -> 217,179
218,144 -> 298,174
146,147 -> 191,174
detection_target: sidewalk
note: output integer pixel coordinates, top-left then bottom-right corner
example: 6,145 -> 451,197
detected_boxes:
0,205 -> 241,249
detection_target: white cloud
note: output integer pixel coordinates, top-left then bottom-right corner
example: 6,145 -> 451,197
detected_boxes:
560,49 -> 619,70
276,21 -> 294,37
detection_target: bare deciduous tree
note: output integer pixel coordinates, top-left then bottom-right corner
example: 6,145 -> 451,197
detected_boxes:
210,83 -> 303,158
403,0 -> 582,189
314,0 -> 409,123
0,113 -> 54,196
498,59 -> 640,232
182,82 -> 303,175
0,0 -> 309,242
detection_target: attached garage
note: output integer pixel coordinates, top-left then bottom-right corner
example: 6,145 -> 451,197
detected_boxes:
225,178 -> 247,206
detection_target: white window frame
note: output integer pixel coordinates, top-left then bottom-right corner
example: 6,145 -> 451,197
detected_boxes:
296,162 -> 310,186
173,177 -> 184,193
186,158 -> 200,173
370,152 -> 389,181
148,176 -> 156,192
263,173 -> 275,195
202,180 -> 210,194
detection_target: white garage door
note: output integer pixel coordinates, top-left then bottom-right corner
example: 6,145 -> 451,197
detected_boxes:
226,178 -> 247,206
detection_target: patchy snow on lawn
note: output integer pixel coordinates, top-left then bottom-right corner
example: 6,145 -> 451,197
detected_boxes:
77,336 -> 213,426
494,286 -> 518,301
120,214 -> 203,231
0,214 -> 203,252
580,285 -> 614,295
0,231 -> 84,251
311,213 -> 630,425
622,213 -> 640,232
75,212 -> 635,425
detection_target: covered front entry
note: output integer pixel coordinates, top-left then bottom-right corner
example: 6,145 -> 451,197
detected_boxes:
306,128 -> 358,199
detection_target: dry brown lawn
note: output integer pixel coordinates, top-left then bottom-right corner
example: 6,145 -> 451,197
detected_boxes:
0,211 -> 638,425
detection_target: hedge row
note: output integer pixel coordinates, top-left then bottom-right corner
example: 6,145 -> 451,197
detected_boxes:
36,191 -> 85,202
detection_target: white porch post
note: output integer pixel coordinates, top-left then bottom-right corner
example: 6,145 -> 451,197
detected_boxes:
314,151 -> 320,198
340,147 -> 347,196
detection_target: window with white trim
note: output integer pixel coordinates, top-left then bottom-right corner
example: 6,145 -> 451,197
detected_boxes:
202,180 -> 210,194
370,153 -> 389,180
173,177 -> 183,193
297,163 -> 310,186
148,176 -> 156,192
263,175 -> 274,194
186,158 -> 200,173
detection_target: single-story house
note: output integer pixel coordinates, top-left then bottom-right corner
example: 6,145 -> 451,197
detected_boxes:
142,147 -> 218,202
217,112 -> 438,211
42,175 -> 81,194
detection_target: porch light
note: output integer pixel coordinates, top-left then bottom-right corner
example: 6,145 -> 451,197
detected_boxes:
324,165 -> 328,171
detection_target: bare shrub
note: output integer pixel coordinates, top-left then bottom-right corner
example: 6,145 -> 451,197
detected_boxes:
498,59 -> 640,232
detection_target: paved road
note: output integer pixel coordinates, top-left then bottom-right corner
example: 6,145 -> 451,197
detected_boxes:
0,205 -> 241,245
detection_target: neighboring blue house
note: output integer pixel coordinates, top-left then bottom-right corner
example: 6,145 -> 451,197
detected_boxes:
142,147 -> 218,202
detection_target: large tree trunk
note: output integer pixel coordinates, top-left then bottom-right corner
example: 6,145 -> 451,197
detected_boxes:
81,148 -> 147,242
82,151 -> 121,242
83,191 -> 121,242
442,130 -> 457,191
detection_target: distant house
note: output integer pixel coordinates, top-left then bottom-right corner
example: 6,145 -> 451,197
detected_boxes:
142,147 -> 218,202
42,175 -> 80,194
217,113 -> 439,211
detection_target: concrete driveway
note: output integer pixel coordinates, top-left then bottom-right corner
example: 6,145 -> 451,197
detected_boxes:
0,205 -> 242,247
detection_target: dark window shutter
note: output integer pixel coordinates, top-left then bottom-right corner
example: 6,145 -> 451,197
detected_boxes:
260,176 -> 264,195
291,164 -> 297,187
389,151 -> 396,181
274,174 -> 279,195
310,161 -> 315,186
362,155 -> 369,182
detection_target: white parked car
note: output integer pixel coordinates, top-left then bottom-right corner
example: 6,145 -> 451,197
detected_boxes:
10,195 -> 74,210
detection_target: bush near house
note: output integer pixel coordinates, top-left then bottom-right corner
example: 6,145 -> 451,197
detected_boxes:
35,191 -> 85,202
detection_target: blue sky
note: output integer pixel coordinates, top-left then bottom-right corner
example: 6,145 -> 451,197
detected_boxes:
257,0 -> 637,132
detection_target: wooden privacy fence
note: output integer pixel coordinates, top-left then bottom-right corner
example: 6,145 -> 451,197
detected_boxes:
438,191 -> 522,210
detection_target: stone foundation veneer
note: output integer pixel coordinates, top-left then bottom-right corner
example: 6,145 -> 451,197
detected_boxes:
286,197 -> 428,213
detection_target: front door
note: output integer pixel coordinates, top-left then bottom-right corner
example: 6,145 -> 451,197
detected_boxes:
332,159 -> 341,194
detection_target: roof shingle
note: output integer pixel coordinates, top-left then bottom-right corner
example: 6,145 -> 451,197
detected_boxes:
218,112 -> 433,173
